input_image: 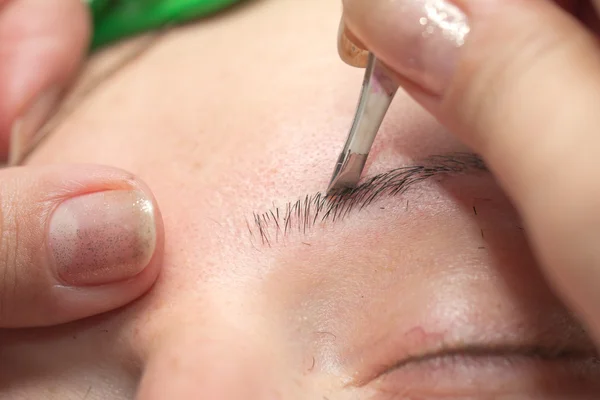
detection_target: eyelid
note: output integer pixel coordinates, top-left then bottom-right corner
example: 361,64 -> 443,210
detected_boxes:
369,350 -> 600,398
368,343 -> 597,384
348,315 -> 598,389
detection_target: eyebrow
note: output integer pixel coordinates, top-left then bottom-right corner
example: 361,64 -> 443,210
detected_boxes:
248,152 -> 487,246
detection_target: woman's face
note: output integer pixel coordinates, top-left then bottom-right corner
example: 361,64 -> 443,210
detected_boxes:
1,1 -> 598,398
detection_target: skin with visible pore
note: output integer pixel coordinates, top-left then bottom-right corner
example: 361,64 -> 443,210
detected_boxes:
0,0 -> 599,399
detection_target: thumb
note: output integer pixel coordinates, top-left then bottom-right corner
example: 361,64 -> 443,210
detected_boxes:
342,0 -> 600,342
0,0 -> 90,163
0,165 -> 163,328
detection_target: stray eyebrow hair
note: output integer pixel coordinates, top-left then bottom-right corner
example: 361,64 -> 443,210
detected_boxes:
248,152 -> 487,246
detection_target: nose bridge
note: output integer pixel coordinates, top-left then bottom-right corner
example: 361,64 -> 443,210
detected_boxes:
135,327 -> 281,400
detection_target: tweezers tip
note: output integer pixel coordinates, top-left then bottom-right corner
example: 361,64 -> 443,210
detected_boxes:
326,173 -> 343,196
325,183 -> 341,197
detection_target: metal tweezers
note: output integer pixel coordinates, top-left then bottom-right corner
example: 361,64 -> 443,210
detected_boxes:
326,54 -> 399,195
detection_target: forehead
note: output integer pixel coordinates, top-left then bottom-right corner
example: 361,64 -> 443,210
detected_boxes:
28,2 -> 470,229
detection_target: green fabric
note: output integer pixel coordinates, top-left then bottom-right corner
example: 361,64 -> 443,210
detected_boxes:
86,0 -> 243,50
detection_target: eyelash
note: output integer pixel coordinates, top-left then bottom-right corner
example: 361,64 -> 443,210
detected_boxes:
247,153 -> 487,246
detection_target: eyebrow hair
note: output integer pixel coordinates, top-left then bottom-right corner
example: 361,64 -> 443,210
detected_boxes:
248,152 -> 487,246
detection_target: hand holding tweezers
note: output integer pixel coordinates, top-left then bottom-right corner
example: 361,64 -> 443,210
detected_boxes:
326,54 -> 399,195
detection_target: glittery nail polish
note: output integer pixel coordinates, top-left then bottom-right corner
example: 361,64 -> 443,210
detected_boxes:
48,190 -> 157,286
345,0 -> 470,94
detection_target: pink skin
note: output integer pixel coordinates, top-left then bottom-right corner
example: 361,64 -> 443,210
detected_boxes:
0,1 -> 599,399
0,164 -> 164,328
0,0 -> 89,159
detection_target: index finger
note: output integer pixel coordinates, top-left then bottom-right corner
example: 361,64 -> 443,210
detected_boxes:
0,0 -> 90,163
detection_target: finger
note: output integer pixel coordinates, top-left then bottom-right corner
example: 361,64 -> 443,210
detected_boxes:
342,0 -> 600,342
579,1 -> 600,32
0,0 -> 90,164
557,0 -> 578,11
0,165 -> 163,327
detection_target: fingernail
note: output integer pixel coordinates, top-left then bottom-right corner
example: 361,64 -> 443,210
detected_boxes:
48,190 -> 157,286
338,19 -> 369,68
349,0 -> 470,94
9,86 -> 62,166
